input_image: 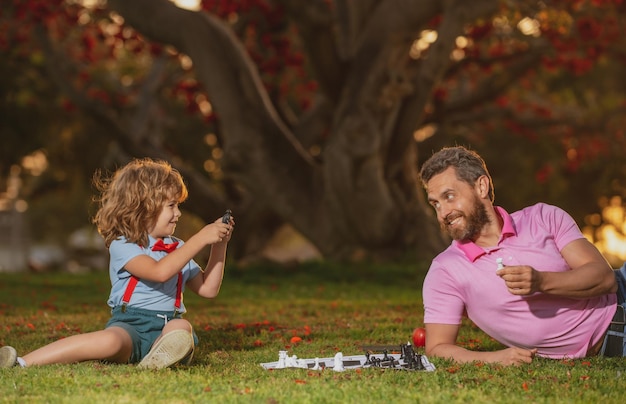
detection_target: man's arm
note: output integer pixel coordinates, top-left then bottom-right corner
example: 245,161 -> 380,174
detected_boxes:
497,238 -> 617,298
425,323 -> 537,366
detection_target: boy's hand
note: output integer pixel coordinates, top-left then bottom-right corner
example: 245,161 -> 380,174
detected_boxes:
212,211 -> 235,243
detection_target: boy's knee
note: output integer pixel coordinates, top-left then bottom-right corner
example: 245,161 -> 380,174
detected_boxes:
103,327 -> 133,351
100,328 -> 133,362
165,319 -> 193,333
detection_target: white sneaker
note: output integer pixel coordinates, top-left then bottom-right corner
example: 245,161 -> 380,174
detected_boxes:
178,346 -> 195,366
138,330 -> 194,369
0,346 -> 17,368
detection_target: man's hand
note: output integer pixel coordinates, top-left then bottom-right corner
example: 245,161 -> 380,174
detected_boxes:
426,323 -> 537,366
496,238 -> 617,299
497,265 -> 542,295
493,347 -> 538,366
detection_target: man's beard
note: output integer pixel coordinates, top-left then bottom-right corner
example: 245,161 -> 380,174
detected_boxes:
442,196 -> 491,241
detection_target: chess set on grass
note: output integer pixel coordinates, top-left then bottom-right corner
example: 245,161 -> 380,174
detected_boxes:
261,328 -> 435,372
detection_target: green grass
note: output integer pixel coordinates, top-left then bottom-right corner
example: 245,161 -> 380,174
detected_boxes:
1,261 -> 625,403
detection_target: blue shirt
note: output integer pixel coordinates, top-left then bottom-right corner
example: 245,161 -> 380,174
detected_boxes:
107,235 -> 201,312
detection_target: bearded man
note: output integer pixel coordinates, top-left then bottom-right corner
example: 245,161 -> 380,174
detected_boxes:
419,146 -> 625,365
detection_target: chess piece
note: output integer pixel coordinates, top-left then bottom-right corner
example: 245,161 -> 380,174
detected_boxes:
496,257 -> 504,271
415,354 -> 425,370
286,355 -> 298,367
277,350 -> 288,369
332,352 -> 344,372
382,350 -> 390,362
222,209 -> 232,223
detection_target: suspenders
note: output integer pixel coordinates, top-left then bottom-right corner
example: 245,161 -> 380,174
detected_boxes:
120,272 -> 183,315
120,240 -> 183,315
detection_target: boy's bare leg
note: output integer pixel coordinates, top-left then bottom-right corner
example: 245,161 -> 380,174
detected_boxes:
138,319 -> 194,369
158,319 -> 193,340
22,327 -> 132,366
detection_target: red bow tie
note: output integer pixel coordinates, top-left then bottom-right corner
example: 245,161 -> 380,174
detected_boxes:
152,239 -> 179,253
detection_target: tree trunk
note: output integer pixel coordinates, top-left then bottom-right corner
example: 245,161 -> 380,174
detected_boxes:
103,0 -> 499,260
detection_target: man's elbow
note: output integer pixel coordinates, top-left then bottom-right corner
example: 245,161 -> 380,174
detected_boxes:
606,270 -> 618,294
425,343 -> 448,358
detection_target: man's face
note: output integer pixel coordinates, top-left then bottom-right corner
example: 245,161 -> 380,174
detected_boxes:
426,167 -> 490,241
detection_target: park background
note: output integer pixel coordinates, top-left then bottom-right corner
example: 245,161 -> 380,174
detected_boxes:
1,0 -> 626,271
1,1 -> 626,402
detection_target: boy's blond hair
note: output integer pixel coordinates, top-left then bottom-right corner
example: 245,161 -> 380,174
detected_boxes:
92,158 -> 188,247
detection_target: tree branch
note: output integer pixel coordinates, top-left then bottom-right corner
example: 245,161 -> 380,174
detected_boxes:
33,25 -> 227,219
277,0 -> 346,101
106,0 -> 326,242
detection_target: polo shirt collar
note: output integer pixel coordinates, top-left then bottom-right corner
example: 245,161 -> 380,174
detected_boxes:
455,206 -> 517,262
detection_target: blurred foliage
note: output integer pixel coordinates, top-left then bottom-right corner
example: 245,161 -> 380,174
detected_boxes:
0,0 -> 625,256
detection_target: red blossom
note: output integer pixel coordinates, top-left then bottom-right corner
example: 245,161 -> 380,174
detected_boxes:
576,17 -> 603,41
61,99 -> 76,113
568,57 -> 593,76
466,23 -> 493,40
535,164 -> 553,184
496,96 -> 509,108
433,88 -> 447,102
488,42 -> 506,57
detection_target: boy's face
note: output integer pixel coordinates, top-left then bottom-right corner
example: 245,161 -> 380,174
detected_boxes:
149,198 -> 181,239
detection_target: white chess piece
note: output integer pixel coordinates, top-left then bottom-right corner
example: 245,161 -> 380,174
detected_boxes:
277,350 -> 288,369
312,357 -> 321,370
286,355 -> 298,368
332,352 -> 344,372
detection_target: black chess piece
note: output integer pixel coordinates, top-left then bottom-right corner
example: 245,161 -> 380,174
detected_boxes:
222,209 -> 232,223
382,350 -> 390,362
402,343 -> 415,360
414,354 -> 425,370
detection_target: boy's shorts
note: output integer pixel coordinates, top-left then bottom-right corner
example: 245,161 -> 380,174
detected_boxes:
106,306 -> 198,363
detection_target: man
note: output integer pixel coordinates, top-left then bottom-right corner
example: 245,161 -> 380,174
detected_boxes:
419,146 -> 623,366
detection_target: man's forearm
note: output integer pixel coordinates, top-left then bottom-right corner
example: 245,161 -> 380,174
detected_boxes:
539,263 -> 617,298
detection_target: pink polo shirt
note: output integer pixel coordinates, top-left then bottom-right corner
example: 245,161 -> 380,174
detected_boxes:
423,203 -> 616,359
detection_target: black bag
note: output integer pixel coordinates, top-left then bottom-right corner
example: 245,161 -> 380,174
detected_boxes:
600,263 -> 626,357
